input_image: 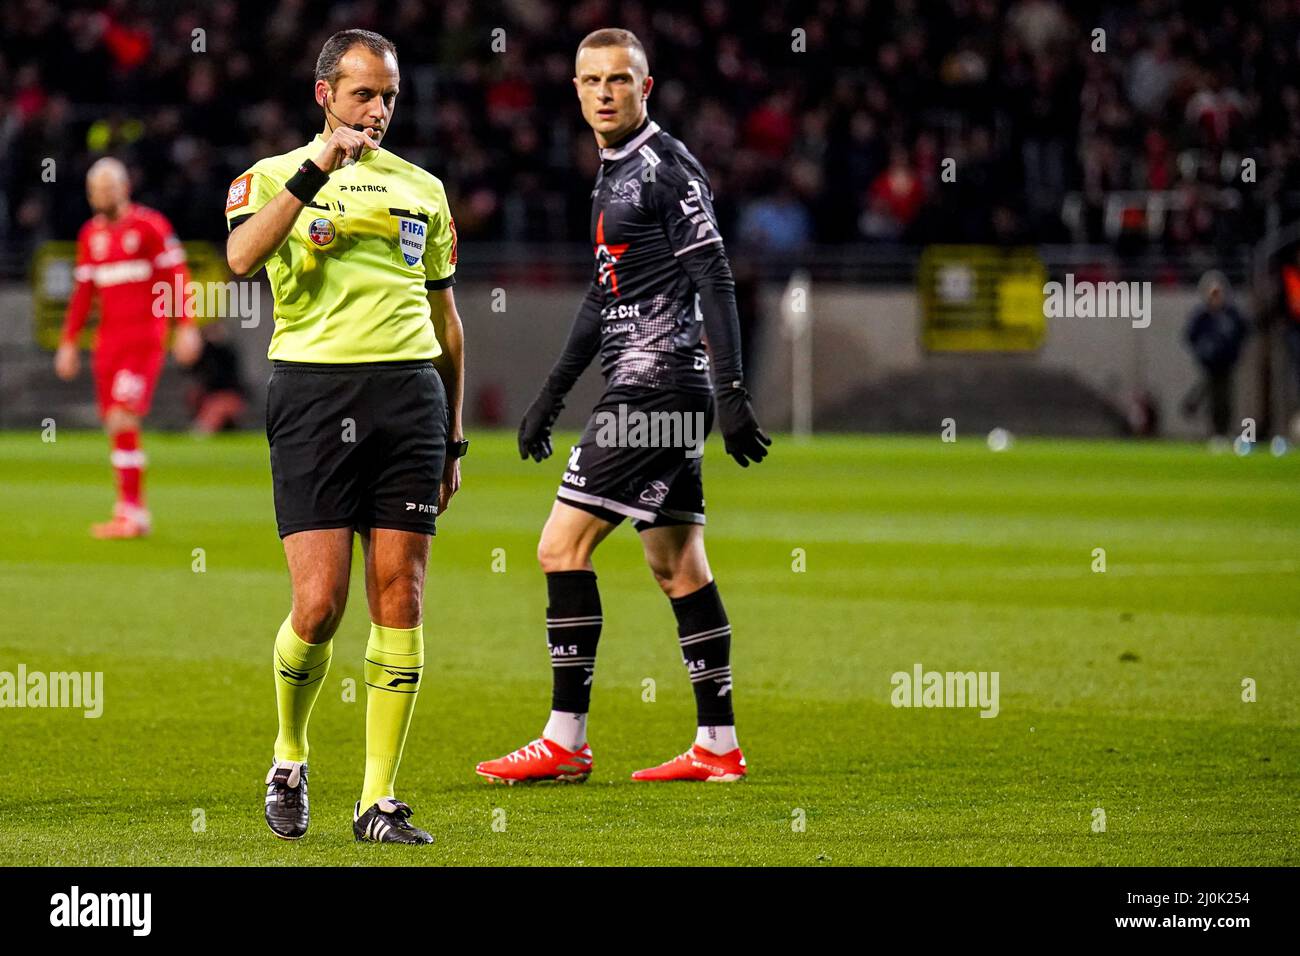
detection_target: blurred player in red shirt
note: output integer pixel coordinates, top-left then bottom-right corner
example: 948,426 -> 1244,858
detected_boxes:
54,157 -> 202,538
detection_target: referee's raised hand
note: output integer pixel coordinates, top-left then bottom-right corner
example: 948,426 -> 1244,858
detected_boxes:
313,125 -> 378,173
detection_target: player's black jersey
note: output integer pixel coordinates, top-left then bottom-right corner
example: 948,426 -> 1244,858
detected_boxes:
586,119 -> 723,393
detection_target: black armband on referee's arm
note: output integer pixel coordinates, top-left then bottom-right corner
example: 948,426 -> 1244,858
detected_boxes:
285,160 -> 329,204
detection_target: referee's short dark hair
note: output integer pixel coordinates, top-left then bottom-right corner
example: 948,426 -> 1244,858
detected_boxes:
576,28 -> 648,72
316,29 -> 398,87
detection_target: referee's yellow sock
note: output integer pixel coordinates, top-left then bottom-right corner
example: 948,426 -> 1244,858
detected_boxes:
360,622 -> 424,808
272,615 -> 333,763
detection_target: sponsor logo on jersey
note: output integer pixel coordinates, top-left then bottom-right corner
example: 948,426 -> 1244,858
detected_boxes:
225,174 -> 252,211
92,259 -> 153,287
122,230 -> 140,254
308,218 -> 336,246
601,302 -> 641,319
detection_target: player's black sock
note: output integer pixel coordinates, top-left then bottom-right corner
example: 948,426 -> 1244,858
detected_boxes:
670,580 -> 735,726
546,570 -> 602,713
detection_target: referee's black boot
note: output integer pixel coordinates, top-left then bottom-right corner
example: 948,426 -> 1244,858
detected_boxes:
264,760 -> 309,840
353,798 -> 434,844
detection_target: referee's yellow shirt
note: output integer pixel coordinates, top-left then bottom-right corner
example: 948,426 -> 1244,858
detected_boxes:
224,135 -> 458,363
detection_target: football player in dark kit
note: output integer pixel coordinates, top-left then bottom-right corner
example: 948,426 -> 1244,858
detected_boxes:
476,28 -> 770,785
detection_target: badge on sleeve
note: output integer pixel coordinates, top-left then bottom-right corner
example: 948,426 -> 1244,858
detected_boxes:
226,174 -> 252,212
394,213 -> 428,266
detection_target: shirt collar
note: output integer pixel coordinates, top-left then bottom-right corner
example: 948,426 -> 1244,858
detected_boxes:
598,116 -> 658,163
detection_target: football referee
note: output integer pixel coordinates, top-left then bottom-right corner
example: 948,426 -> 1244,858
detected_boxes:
225,29 -> 466,845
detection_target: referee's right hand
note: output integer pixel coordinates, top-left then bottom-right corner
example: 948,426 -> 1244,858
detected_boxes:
313,126 -> 378,173
518,391 -> 562,462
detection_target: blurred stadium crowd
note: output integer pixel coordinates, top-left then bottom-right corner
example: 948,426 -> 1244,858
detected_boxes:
0,0 -> 1297,259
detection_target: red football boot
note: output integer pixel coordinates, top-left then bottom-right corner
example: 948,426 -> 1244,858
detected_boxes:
91,504 -> 151,539
475,737 -> 593,785
631,744 -> 747,782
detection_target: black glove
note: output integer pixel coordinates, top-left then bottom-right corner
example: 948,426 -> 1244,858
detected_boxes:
714,381 -> 771,467
518,389 -> 563,462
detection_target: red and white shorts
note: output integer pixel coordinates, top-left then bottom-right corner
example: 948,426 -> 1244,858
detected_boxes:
93,344 -> 165,418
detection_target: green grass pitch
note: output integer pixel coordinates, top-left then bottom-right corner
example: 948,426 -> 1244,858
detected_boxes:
0,429 -> 1296,866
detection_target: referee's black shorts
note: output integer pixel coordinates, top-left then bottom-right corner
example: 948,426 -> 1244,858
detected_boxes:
266,359 -> 447,538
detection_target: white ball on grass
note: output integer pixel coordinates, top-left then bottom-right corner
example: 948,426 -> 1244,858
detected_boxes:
987,427 -> 1013,452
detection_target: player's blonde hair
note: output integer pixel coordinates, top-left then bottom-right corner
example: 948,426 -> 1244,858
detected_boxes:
87,156 -> 129,185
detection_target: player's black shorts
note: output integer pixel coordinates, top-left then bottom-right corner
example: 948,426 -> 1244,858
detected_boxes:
266,359 -> 447,538
556,386 -> 714,531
